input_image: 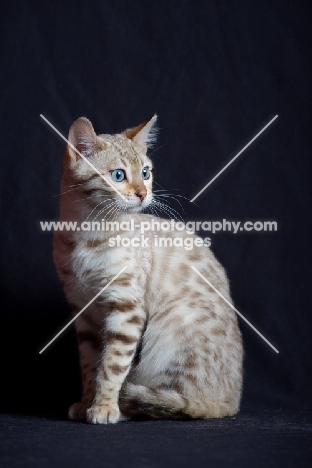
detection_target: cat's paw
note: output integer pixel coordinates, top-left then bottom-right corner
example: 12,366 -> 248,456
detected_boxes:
68,401 -> 90,421
86,403 -> 121,424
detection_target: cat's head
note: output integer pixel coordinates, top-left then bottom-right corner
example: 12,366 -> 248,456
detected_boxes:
63,116 -> 157,217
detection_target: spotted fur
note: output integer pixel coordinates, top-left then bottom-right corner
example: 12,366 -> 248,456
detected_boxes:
53,116 -> 243,424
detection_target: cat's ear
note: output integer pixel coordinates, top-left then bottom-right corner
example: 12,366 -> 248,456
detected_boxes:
68,117 -> 97,160
124,114 -> 158,151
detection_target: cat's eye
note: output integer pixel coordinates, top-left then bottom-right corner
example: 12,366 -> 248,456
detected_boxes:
141,167 -> 150,180
111,169 -> 125,182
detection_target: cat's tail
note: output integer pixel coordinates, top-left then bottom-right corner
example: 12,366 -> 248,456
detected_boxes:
119,382 -> 239,420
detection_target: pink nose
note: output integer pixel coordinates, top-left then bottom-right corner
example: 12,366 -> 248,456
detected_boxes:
136,189 -> 147,201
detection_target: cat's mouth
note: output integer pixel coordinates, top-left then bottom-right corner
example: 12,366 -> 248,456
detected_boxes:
126,197 -> 151,213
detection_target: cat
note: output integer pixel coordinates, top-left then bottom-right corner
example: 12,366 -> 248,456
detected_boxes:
53,115 -> 243,424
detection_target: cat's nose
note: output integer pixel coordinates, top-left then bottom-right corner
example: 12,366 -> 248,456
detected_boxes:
136,189 -> 147,201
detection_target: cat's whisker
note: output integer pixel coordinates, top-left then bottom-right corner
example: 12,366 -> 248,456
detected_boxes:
153,190 -> 196,206
153,194 -> 185,213
86,199 -> 115,222
153,204 -> 180,222
109,206 -> 121,223
158,200 -> 184,221
89,204 -> 115,225
153,181 -> 165,190
153,189 -> 180,192
52,183 -> 86,197
82,201 -> 99,209
154,202 -> 182,223
101,202 -> 119,222
108,203 -> 119,221
73,195 -> 115,203
113,205 -> 123,222
153,191 -> 192,202
153,189 -> 197,208
87,202 -> 109,222
148,204 -> 160,218
154,194 -> 185,206
145,200 -> 159,218
149,201 -> 164,219
79,198 -> 115,210
92,201 -> 116,223
121,203 -> 128,220
152,199 -> 184,222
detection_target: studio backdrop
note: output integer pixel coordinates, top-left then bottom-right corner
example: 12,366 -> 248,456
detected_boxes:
0,0 -> 311,414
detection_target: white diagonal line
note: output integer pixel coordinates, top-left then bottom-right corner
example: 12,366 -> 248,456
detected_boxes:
190,115 -> 278,202
39,266 -> 128,354
40,114 -> 128,202
191,266 -> 279,353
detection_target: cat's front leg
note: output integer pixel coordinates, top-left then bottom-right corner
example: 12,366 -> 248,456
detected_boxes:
68,313 -> 101,421
86,302 -> 145,424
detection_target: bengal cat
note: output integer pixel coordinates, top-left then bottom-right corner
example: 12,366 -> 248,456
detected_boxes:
53,116 -> 243,424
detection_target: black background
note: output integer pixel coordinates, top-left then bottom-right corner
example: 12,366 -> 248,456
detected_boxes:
1,0 -> 311,421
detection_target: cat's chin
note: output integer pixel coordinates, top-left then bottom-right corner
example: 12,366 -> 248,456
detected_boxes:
127,206 -> 145,214
123,198 -> 151,214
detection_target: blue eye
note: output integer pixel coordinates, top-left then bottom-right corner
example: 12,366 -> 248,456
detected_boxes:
111,169 -> 125,182
141,167 -> 150,180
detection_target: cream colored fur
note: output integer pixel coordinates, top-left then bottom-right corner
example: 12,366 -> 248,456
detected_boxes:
53,116 -> 243,424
